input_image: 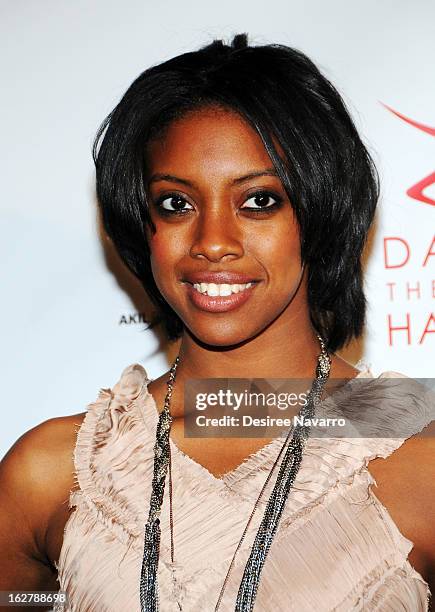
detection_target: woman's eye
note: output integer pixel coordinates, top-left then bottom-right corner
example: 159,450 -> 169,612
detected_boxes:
156,195 -> 193,214
241,192 -> 282,212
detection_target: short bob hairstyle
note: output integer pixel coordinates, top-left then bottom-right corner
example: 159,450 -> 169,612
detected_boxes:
94,33 -> 379,353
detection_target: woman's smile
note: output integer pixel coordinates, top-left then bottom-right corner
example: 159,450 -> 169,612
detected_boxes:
180,269 -> 262,312
182,278 -> 261,312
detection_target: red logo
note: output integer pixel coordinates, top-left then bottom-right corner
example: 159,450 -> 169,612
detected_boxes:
381,103 -> 435,206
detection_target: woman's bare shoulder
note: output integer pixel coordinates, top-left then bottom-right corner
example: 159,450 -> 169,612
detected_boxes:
0,413 -> 86,541
368,432 -> 435,591
0,413 -> 87,589
2,412 -> 86,478
1,411 -> 86,495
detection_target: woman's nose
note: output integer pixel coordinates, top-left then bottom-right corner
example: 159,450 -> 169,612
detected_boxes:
189,206 -> 244,263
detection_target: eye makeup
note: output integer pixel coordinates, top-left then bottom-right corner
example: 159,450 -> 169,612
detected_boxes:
152,189 -> 284,217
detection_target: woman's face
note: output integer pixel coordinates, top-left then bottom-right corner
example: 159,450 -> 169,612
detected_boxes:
145,106 -> 304,347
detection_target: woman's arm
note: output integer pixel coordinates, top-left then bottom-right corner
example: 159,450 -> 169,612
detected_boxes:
0,417 -> 79,611
369,433 -> 435,596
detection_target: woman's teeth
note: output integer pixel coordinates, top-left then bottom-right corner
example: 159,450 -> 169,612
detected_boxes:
192,282 -> 253,297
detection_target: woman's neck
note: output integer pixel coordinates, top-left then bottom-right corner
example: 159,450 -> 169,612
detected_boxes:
177,318 -> 321,381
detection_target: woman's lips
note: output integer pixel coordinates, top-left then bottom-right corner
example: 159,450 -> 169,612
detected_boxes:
183,281 -> 259,312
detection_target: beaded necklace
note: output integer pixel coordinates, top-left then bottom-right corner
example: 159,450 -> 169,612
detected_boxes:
140,334 -> 331,611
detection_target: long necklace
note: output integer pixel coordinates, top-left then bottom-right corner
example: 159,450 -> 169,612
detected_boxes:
140,334 -> 331,611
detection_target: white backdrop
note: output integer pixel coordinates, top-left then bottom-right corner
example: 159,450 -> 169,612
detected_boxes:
1,0 -> 434,458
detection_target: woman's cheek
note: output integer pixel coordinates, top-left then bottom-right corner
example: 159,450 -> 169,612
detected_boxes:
148,233 -> 164,259
148,232 -> 183,299
148,235 -> 167,283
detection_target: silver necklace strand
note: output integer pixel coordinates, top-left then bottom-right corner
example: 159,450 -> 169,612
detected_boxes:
140,334 -> 331,611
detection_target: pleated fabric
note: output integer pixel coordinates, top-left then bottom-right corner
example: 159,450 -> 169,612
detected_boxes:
55,363 -> 432,611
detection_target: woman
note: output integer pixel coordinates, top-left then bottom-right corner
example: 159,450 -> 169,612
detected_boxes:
0,34 -> 434,611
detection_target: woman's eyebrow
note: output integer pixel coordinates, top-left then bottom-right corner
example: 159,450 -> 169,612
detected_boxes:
148,173 -> 193,187
148,169 -> 278,188
231,169 -> 278,185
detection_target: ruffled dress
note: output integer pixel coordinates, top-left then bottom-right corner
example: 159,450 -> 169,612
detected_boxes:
55,364 -> 433,611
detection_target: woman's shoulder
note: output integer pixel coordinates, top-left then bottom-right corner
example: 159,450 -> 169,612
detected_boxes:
362,366 -> 435,589
0,412 -> 87,522
0,361 -> 151,568
367,428 -> 435,591
0,411 -> 87,582
1,412 -> 86,482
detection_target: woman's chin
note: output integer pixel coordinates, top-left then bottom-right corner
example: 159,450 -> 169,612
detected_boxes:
184,320 -> 260,350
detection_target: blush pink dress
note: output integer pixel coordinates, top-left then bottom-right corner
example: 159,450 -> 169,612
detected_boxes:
55,363 -> 432,611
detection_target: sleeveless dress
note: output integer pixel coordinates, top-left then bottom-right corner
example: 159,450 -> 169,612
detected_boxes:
55,363 -> 433,611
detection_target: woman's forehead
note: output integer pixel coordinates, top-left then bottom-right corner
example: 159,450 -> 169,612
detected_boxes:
145,107 -> 285,182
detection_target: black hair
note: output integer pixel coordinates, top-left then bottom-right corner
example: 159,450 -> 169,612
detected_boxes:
93,33 -> 379,353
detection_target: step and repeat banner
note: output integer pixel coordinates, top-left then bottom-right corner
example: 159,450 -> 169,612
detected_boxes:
1,0 -> 433,458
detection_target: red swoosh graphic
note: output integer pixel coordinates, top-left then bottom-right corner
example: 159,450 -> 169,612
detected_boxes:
381,102 -> 435,206
381,102 -> 435,136
407,172 -> 435,206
